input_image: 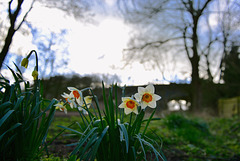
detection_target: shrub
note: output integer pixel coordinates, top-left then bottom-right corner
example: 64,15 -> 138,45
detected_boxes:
164,114 -> 210,145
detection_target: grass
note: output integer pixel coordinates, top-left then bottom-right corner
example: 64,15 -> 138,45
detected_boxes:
44,112 -> 240,161
146,113 -> 240,161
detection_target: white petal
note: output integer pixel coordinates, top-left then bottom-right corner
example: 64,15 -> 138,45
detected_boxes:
118,102 -> 125,109
77,97 -> 83,106
125,108 -> 132,115
153,94 -> 161,101
70,101 -> 77,108
61,92 -> 70,98
122,97 -> 130,102
69,92 -> 74,98
138,87 -> 145,94
148,101 -> 156,108
69,103 -> 73,108
133,108 -> 138,114
146,84 -> 154,93
141,102 -> 148,110
54,103 -> 62,107
86,103 -> 91,108
134,93 -> 142,102
83,109 -> 88,115
67,87 -> 77,91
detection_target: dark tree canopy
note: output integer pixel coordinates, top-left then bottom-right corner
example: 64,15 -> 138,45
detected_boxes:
37,0 -> 97,22
223,46 -> 240,96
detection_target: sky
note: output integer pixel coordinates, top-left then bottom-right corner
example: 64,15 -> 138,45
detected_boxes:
1,0 -> 224,86
1,0 -> 177,86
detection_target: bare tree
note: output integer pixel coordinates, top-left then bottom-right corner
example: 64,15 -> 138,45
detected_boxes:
36,0 -> 103,23
0,0 -> 34,69
26,22 -> 70,78
118,0 -> 239,111
217,0 -> 240,83
0,0 -> 102,70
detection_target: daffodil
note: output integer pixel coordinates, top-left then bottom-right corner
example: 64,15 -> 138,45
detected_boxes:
61,92 -> 76,108
134,84 -> 161,110
21,58 -> 29,68
32,70 -> 38,80
54,101 -> 67,114
118,97 -> 139,115
82,96 -> 93,108
68,87 -> 83,106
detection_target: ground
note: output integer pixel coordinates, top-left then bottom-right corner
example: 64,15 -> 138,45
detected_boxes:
44,111 -> 240,161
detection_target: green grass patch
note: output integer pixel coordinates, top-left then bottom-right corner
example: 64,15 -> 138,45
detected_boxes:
45,112 -> 240,160
143,113 -> 240,160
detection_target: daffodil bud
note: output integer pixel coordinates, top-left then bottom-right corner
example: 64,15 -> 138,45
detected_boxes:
32,70 -> 38,80
21,58 -> 29,68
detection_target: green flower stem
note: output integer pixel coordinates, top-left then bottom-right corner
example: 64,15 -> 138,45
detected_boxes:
142,108 -> 156,136
26,50 -> 39,78
25,50 -> 39,96
115,84 -> 118,125
77,107 -> 88,128
82,98 -> 93,122
102,82 -> 110,124
120,85 -> 126,122
89,88 -> 104,129
128,113 -> 133,133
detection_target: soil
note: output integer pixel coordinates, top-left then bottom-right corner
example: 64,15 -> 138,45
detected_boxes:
46,139 -> 77,158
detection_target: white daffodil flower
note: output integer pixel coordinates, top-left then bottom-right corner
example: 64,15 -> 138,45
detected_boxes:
118,97 -> 139,115
61,92 -> 77,108
134,84 -> 161,110
54,101 -> 67,114
67,87 -> 83,106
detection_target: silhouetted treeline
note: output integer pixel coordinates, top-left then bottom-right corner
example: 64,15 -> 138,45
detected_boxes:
41,74 -> 238,114
41,74 -> 102,100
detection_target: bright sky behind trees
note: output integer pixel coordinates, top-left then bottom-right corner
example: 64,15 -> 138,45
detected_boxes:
1,0 -> 229,85
2,0 -> 180,85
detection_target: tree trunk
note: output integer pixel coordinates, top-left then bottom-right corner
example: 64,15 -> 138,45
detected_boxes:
0,25 -> 16,69
190,14 -> 201,112
0,0 -> 26,70
191,55 -> 201,112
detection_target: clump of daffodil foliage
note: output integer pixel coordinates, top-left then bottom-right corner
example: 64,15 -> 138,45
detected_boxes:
0,50 -> 56,160
55,83 -> 166,161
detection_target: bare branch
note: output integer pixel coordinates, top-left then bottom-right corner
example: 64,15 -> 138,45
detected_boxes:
16,0 -> 35,31
123,36 -> 184,51
183,27 -> 191,60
